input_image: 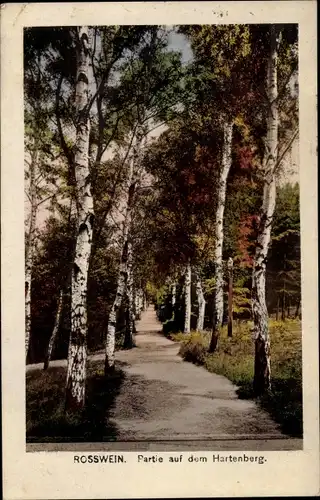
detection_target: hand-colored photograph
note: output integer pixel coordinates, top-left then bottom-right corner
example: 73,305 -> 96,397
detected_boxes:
24,24 -> 302,452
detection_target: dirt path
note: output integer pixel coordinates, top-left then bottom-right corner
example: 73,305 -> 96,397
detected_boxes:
27,306 -> 302,451
107,307 -> 290,442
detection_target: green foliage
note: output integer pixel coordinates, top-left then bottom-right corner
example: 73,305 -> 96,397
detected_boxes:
268,183 -> 301,316
233,286 -> 251,315
155,284 -> 170,307
203,277 -> 216,296
29,212 -> 122,362
179,331 -> 209,365
169,331 -> 192,343
273,183 -> 300,234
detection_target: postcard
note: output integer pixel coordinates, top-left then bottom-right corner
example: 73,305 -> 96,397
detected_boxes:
1,1 -> 319,498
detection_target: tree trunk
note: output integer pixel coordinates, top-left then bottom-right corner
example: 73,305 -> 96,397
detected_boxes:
135,288 -> 143,320
281,290 -> 286,321
172,282 -> 176,320
25,141 -> 39,360
227,257 -> 233,337
104,160 -> 136,373
44,290 -> 64,370
184,260 -> 191,333
252,25 -> 280,395
139,289 -> 143,317
133,288 -> 139,320
65,27 -> 93,412
294,299 -> 300,319
124,241 -> 135,349
282,251 -> 286,321
209,119 -> 233,352
195,273 -> 205,332
276,294 -> 280,321
104,238 -> 128,373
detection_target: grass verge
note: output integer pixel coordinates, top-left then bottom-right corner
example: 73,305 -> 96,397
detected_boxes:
175,320 -> 302,437
26,361 -> 124,442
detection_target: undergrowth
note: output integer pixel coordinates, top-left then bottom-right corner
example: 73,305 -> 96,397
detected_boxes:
26,361 -> 124,442
176,319 -> 302,437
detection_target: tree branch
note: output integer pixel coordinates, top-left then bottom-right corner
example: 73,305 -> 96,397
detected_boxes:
275,126 -> 299,173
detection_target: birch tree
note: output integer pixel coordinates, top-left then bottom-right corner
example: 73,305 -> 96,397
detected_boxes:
171,282 -> 176,320
195,271 -> 206,331
184,260 -> 192,333
104,30 -> 184,370
227,257 -> 233,337
104,155 -> 136,372
124,240 -> 136,348
65,27 -> 94,411
215,121 -> 233,323
180,25 -> 254,351
251,25 -> 280,394
209,120 -> 233,351
25,139 -> 39,358
43,198 -> 76,370
43,290 -> 64,370
250,23 -> 298,394
24,39 -> 63,360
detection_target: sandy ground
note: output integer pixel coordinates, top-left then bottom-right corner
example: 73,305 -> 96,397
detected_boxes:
26,307 -> 303,451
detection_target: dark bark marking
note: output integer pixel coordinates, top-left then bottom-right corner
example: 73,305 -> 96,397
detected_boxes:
77,73 -> 89,85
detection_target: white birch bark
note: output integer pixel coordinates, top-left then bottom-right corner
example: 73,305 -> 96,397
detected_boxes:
196,273 -> 206,332
184,261 -> 191,333
105,159 -> 135,372
104,254 -> 127,371
214,120 -> 233,325
133,287 -> 139,319
44,290 -> 64,370
135,288 -> 143,318
124,241 -> 135,348
172,283 -> 176,320
252,25 -> 280,394
25,142 -> 39,360
139,289 -> 144,313
209,119 -> 233,351
134,288 -> 141,319
104,127 -> 144,370
66,27 -> 94,411
227,257 -> 233,338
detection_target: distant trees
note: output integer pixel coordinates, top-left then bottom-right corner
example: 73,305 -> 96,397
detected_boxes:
24,32 -> 65,360
103,27 -> 185,372
105,148 -> 136,372
268,183 -> 300,320
179,25 -> 258,352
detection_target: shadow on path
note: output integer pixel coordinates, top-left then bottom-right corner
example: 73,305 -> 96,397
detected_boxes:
26,360 -> 123,443
236,378 -> 303,437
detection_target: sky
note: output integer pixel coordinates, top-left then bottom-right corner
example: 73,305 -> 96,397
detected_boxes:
167,29 -> 193,64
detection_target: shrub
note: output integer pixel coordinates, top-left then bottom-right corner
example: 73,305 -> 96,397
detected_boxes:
170,331 -> 191,342
179,331 -> 209,365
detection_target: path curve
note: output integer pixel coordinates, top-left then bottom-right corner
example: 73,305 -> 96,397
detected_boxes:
109,307 -> 286,441
27,306 -> 302,451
